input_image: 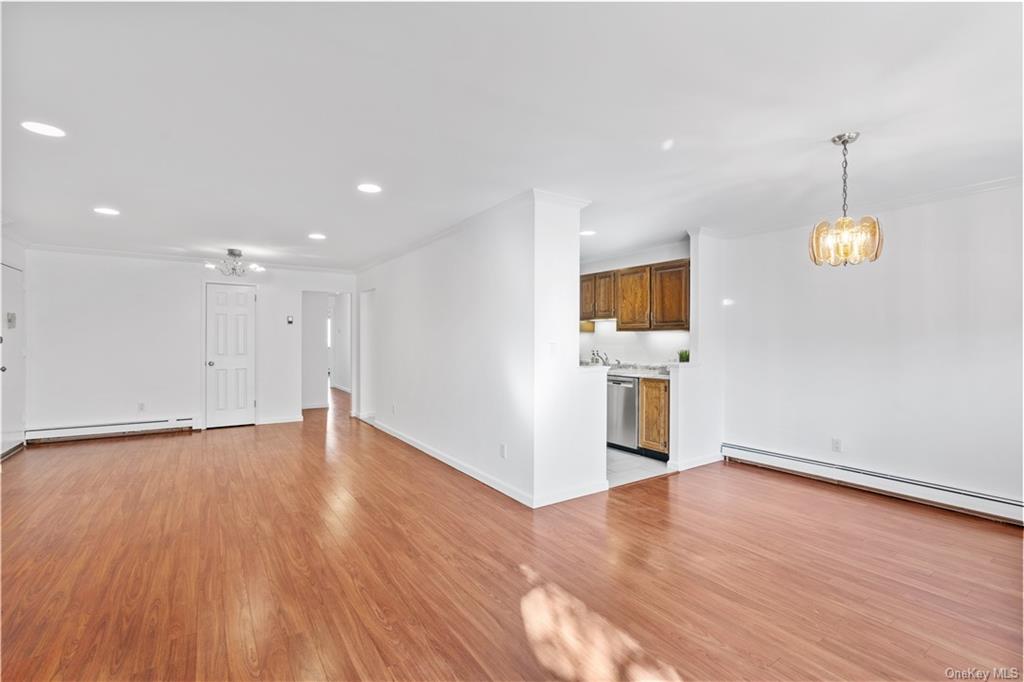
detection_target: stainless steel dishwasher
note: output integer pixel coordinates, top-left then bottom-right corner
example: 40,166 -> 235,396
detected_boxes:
607,375 -> 639,451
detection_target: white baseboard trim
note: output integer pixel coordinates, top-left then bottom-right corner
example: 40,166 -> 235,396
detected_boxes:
369,419 -> 534,507
357,412 -> 375,422
332,385 -> 351,393
674,453 -> 723,472
532,478 -> 610,508
302,402 -> 329,410
257,414 -> 303,426
722,443 -> 1023,524
27,417 -> 195,442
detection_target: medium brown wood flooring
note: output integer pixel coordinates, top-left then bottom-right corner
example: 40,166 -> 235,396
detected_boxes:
3,389 -> 1021,680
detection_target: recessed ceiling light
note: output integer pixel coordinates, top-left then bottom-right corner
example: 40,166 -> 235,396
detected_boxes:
357,183 -> 382,194
580,230 -> 597,236
661,138 -> 675,151
308,233 -> 327,240
93,207 -> 120,216
204,262 -> 217,270
722,298 -> 735,306
21,121 -> 66,137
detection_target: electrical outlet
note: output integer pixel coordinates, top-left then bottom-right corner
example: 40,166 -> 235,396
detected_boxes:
831,438 -> 842,453
499,443 -> 508,460
137,402 -> 146,413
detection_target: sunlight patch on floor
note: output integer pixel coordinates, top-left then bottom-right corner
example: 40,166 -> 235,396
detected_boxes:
519,565 -> 681,681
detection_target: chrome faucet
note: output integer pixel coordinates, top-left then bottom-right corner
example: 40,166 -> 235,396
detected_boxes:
591,350 -> 610,366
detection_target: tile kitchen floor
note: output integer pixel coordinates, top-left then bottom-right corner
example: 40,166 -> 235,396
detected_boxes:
607,447 -> 669,487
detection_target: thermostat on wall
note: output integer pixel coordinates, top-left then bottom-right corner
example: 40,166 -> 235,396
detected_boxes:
287,315 -> 294,324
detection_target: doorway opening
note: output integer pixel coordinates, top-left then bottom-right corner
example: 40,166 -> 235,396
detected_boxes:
302,291 -> 353,414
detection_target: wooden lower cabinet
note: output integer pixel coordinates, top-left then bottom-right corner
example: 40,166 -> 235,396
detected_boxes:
639,378 -> 669,454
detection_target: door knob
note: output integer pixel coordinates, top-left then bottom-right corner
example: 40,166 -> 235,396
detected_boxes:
0,366 -> 6,372
207,361 -> 215,367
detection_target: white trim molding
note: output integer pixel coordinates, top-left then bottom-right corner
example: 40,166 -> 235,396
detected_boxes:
366,418 -> 535,507
722,443 -> 1023,524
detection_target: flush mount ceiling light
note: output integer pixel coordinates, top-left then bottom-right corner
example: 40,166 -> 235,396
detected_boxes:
212,248 -> 264,276
580,230 -> 597,236
93,206 -> 120,216
308,233 -> 327,240
661,138 -> 675,151
21,121 -> 66,137
357,183 -> 382,194
809,132 -> 883,267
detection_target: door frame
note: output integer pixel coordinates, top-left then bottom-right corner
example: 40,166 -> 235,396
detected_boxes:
201,280 -> 258,430
1,262 -> 26,458
352,288 -> 375,420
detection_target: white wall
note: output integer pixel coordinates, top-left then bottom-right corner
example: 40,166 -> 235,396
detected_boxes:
301,291 -> 329,409
24,249 -> 354,429
579,238 -> 691,364
331,293 -> 352,391
532,192 -> 608,506
671,229 -> 726,470
356,193 -> 537,501
721,184 -> 1023,518
356,190 -> 606,507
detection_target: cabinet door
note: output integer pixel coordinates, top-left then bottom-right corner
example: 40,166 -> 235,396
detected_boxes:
639,378 -> 669,454
651,259 -> 690,330
580,274 -> 596,320
616,266 -> 651,330
594,271 -> 616,319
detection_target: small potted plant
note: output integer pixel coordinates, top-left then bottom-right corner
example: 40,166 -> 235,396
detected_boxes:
678,349 -> 690,363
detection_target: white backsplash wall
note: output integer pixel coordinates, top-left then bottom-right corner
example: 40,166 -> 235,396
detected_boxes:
580,320 -> 689,364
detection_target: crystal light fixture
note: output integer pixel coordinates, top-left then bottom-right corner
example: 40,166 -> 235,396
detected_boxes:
809,132 -> 883,266
213,248 -> 264,276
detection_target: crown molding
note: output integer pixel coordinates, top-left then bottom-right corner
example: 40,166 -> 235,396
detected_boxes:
18,242 -> 355,275
532,189 -> 592,210
720,174 -> 1023,241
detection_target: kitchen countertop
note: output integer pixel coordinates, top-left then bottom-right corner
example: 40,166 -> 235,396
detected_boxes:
607,368 -> 670,379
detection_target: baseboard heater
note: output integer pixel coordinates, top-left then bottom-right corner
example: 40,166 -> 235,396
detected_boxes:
26,417 -> 195,443
721,443 -> 1023,524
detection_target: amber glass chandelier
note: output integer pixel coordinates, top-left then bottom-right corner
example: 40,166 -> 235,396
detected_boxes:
809,132 -> 882,266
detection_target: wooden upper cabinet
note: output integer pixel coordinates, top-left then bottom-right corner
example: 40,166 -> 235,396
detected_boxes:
616,266 -> 651,330
639,378 -> 669,454
593,271 -> 616,319
580,274 -> 596,321
651,259 -> 690,330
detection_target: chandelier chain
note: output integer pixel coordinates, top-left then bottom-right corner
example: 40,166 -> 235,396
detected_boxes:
841,141 -> 849,217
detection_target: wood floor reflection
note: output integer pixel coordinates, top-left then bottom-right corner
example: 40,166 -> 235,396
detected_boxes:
3,388 -> 1021,680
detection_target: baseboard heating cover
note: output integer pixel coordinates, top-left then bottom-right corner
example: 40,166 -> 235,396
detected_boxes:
721,443 -> 1023,524
27,417 -> 195,442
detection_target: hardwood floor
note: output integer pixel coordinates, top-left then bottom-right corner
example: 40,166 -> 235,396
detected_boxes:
3,388 -> 1021,681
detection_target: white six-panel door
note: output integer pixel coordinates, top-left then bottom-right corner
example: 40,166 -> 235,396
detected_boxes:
205,283 -> 256,428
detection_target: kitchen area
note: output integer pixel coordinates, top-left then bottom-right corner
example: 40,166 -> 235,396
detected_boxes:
579,239 -> 690,487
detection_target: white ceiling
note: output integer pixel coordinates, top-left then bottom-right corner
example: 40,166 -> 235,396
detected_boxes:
3,3 -> 1021,270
